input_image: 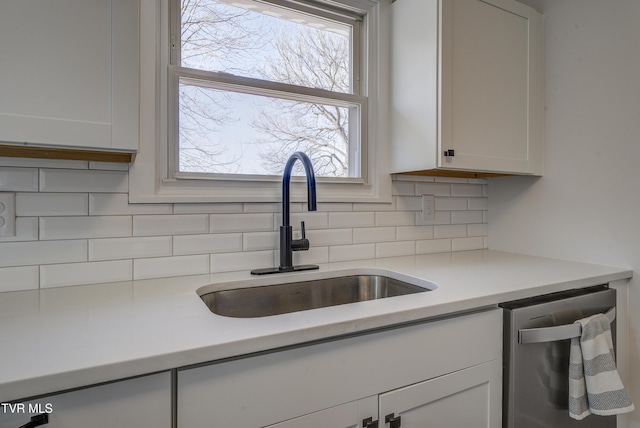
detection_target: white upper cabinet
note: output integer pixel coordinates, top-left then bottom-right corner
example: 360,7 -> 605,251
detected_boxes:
0,0 -> 139,155
391,0 -> 544,177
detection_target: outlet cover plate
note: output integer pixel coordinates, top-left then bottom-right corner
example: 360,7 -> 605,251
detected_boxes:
0,192 -> 16,237
417,194 -> 436,224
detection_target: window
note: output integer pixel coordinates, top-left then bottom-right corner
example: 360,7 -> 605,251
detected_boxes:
172,0 -> 365,179
130,0 -> 390,203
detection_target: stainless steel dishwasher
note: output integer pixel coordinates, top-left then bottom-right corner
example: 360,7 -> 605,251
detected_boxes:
500,285 -> 617,428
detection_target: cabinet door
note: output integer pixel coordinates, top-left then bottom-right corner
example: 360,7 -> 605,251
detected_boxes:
0,373 -> 171,428
378,359 -> 502,428
440,0 -> 543,174
264,396 -> 377,428
0,0 -> 139,153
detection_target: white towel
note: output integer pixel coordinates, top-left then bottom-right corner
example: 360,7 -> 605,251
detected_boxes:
568,313 -> 634,420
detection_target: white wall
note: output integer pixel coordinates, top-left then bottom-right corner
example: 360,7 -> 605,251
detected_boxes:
489,0 -> 640,425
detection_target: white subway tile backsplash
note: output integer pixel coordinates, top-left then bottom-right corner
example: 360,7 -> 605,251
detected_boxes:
375,211 -> 415,227
17,193 -> 88,216
41,260 -> 133,288
211,251 -> 274,273
468,223 -> 489,237
353,227 -> 395,244
469,178 -> 488,184
415,182 -> 450,196
134,214 -> 209,236
395,196 -> 422,211
329,212 -> 375,228
329,244 -> 376,262
40,216 -> 132,240
417,239 -> 452,254
0,161 -> 491,291
450,183 -> 484,197
0,167 -> 38,192
434,224 -> 468,239
175,233 -> 243,255
317,202 -> 353,212
306,228 -> 353,246
468,197 -> 489,210
244,202 -> 303,213
415,210 -> 451,226
173,203 -> 243,214
0,218 -> 38,242
451,211 -> 483,225
90,236 -> 173,261
396,226 -> 434,241
89,161 -> 130,171
289,212 -> 329,230
353,201 -> 396,212
0,158 -> 86,169
90,194 -> 172,215
293,246 -> 329,265
211,213 -> 273,233
40,169 -> 128,193
392,181 -> 415,196
452,236 -> 485,252
0,240 -> 87,267
435,197 -> 467,211
243,231 -> 279,252
376,241 -> 415,258
134,255 -> 210,280
0,266 -> 39,292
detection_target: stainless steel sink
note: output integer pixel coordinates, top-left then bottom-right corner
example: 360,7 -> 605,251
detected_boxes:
200,275 -> 431,318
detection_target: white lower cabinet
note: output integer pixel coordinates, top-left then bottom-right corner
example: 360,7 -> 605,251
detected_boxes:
263,360 -> 501,428
379,360 -> 502,428
264,396 -> 377,428
0,372 -> 171,428
177,309 -> 503,428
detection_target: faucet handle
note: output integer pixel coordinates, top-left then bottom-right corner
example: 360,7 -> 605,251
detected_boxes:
291,221 -> 310,252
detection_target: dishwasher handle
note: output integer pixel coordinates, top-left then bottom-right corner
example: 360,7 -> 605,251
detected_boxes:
518,307 -> 616,344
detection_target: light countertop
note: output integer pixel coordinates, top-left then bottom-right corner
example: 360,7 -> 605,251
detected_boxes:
0,249 -> 632,402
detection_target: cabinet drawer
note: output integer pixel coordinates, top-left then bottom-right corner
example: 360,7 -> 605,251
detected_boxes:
177,308 -> 502,428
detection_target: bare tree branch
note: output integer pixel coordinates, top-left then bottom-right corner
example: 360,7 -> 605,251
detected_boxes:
178,0 -> 265,173
252,27 -> 351,176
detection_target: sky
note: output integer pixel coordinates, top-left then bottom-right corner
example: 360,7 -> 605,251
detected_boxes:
178,0 -> 353,177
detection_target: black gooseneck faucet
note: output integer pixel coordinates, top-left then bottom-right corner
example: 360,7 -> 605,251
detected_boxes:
251,152 -> 319,275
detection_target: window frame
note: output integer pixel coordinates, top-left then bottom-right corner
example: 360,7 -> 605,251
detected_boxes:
130,0 -> 391,204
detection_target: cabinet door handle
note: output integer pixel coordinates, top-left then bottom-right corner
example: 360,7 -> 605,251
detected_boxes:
384,413 -> 402,428
362,416 -> 379,428
17,414 -> 49,428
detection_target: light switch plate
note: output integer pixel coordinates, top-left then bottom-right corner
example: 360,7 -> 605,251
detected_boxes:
0,192 -> 16,237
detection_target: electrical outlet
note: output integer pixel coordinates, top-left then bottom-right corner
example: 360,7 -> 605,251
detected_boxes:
0,192 -> 16,237
420,194 -> 436,223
